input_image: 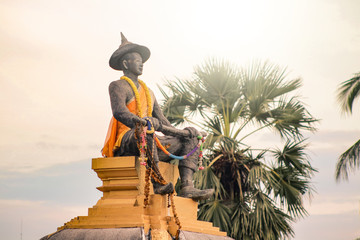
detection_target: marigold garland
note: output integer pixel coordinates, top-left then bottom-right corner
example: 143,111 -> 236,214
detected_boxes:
120,76 -> 152,117
121,75 -> 181,239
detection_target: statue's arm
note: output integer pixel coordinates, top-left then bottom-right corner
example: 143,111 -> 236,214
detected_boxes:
152,98 -> 195,137
152,98 -> 174,128
152,95 -> 203,138
109,81 -> 145,128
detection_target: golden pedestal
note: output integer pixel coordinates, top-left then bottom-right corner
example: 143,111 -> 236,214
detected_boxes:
58,157 -> 227,239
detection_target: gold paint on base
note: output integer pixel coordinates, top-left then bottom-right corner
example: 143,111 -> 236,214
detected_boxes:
58,157 -> 227,239
151,229 -> 172,240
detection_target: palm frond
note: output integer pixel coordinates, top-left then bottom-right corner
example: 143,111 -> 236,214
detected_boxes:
198,199 -> 232,233
272,140 -> 314,174
248,191 -> 294,240
161,102 -> 186,125
247,161 -> 274,189
194,163 -> 227,199
230,199 -> 251,239
194,59 -> 241,102
240,61 -> 301,116
269,166 -> 311,218
337,72 -> 360,114
268,97 -> 317,139
205,115 -> 223,137
160,78 -> 209,125
335,138 -> 360,181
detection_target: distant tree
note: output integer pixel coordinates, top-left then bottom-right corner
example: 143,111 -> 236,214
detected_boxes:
335,72 -> 360,181
161,59 -> 317,239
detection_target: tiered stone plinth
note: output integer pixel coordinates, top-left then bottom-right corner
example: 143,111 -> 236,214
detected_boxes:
58,157 -> 227,239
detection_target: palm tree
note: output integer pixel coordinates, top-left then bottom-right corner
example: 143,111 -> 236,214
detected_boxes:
335,72 -> 360,181
160,59 -> 317,239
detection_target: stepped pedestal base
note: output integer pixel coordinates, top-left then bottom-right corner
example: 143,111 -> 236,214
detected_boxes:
46,157 -> 231,240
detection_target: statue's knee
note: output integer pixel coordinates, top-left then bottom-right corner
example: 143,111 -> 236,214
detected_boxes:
179,160 -> 197,172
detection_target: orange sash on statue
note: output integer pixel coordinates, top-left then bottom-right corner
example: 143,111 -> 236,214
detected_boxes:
102,84 -> 150,157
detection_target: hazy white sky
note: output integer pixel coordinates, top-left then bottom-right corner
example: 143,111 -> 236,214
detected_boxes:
1,0 -> 360,239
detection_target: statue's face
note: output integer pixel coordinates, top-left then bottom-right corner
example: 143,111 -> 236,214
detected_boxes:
125,52 -> 143,76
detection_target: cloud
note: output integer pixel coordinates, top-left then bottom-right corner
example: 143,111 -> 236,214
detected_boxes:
0,159 -> 101,202
305,198 -> 359,216
0,198 -> 90,240
251,129 -> 360,156
35,141 -> 79,150
0,158 -> 102,240
294,212 -> 360,240
305,130 -> 360,153
0,139 -> 101,173
0,199 -> 45,206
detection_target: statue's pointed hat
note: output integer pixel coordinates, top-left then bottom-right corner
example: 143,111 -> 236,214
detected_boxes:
109,33 -> 151,70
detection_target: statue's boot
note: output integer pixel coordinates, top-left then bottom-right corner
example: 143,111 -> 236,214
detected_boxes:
178,167 -> 214,201
149,153 -> 174,195
146,133 -> 174,195
152,180 -> 174,195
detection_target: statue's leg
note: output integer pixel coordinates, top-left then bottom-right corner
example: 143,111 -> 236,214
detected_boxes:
156,135 -> 214,200
113,130 -> 138,156
146,133 -> 173,195
113,130 -> 174,195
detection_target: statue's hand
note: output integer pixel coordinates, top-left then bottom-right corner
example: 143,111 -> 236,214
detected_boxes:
148,117 -> 162,131
137,118 -> 147,126
183,127 -> 201,138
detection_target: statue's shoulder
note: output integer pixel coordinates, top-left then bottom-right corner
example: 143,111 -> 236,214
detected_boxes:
109,79 -> 131,91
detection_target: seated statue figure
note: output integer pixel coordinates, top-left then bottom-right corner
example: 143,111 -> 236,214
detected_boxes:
102,33 -> 214,201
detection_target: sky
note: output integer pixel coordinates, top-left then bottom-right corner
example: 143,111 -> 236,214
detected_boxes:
0,0 -> 360,239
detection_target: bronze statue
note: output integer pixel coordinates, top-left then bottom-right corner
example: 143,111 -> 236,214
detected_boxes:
102,33 -> 214,200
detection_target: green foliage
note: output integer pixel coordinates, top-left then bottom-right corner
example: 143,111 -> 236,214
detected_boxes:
337,72 -> 360,114
336,72 -> 360,181
161,59 -> 317,239
335,139 -> 360,181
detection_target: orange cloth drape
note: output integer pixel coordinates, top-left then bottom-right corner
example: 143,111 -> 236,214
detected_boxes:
102,84 -> 150,157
